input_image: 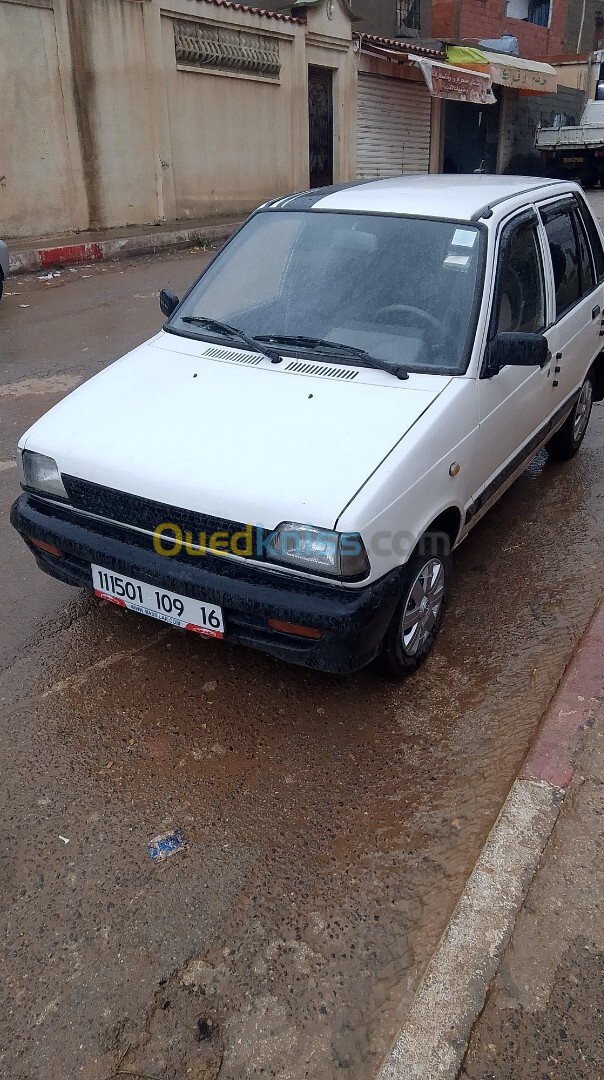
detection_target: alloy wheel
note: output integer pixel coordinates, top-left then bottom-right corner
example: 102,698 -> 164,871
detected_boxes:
574,378 -> 593,443
400,557 -> 446,657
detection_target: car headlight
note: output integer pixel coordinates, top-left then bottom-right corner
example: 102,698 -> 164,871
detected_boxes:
18,449 -> 68,500
266,522 -> 369,580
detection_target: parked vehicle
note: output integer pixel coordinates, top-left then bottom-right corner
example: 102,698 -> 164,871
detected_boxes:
0,239 -> 8,300
536,101 -> 604,188
10,176 -> 604,675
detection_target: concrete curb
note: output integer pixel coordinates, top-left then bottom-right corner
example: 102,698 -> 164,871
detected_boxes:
377,599 -> 604,1080
8,221 -> 242,275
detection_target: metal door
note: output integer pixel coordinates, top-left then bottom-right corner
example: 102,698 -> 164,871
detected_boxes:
356,73 -> 431,178
308,66 -> 333,188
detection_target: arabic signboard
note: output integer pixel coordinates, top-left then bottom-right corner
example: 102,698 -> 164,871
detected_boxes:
489,60 -> 557,94
418,59 -> 497,105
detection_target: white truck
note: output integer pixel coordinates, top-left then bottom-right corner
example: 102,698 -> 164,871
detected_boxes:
536,100 -> 604,188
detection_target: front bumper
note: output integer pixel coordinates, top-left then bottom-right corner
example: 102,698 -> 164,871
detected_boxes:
11,494 -> 405,674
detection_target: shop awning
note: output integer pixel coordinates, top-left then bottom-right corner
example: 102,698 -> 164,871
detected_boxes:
480,50 -> 557,92
449,47 -> 558,94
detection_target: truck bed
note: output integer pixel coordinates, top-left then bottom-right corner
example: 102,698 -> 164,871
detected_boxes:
536,125 -> 604,150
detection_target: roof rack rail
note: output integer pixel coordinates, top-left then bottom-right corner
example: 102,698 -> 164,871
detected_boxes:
470,180 -> 562,222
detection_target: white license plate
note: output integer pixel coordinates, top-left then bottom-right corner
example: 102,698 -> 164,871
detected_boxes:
91,564 -> 224,638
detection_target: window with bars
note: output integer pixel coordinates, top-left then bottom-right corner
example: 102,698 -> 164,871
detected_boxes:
397,0 -> 421,34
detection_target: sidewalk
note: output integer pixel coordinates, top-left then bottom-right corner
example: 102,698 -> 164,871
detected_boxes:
6,215 -> 243,274
460,702 -> 604,1080
6,189 -> 604,276
377,600 -> 604,1080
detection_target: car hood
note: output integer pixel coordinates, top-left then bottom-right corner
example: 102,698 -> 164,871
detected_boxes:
22,332 -> 453,529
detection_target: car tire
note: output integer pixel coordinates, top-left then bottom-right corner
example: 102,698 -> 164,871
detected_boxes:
0,272 -> 3,302
546,372 -> 594,461
379,533 -> 451,678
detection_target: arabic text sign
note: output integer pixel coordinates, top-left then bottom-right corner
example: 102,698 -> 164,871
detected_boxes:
490,62 -> 557,94
419,60 -> 497,105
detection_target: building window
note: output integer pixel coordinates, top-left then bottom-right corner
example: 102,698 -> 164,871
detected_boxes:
397,0 -> 421,34
505,0 -> 550,27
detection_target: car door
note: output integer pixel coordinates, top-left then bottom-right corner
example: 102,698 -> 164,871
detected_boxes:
538,194 -> 604,424
474,209 -> 553,518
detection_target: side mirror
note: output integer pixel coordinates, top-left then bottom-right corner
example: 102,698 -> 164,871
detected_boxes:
488,332 -> 549,375
159,289 -> 179,318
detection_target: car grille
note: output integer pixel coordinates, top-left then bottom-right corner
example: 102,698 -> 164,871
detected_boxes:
60,474 -> 265,555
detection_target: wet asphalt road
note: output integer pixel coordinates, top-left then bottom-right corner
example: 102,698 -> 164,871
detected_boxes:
1,252 -> 603,1080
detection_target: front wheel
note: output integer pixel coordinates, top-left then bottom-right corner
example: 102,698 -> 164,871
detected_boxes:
546,373 -> 594,460
379,535 -> 451,677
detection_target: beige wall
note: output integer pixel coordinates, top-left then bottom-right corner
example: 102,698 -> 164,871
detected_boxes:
64,0 -> 158,229
0,0 -> 356,239
160,6 -> 306,220
0,0 -> 76,237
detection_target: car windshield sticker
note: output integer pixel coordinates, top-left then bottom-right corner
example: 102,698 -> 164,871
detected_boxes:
444,253 -> 472,268
451,228 -> 478,248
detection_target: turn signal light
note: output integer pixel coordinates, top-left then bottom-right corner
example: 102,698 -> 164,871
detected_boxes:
29,537 -> 63,558
267,619 -> 324,639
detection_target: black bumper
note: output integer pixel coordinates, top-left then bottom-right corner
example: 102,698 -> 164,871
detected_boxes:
10,494 -> 405,674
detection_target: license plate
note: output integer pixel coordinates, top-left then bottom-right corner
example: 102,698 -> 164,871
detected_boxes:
563,156 -> 584,164
91,564 -> 224,638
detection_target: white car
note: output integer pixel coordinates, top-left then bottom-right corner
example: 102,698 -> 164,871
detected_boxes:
11,176 -> 604,676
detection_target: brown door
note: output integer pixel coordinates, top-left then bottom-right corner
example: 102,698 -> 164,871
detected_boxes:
308,66 -> 334,188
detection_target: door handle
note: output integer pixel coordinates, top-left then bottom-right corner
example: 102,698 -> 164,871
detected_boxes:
593,305 -> 601,319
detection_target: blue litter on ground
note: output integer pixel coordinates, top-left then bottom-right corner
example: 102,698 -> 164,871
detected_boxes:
148,828 -> 186,861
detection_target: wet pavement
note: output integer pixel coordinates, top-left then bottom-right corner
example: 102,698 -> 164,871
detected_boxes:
460,706 -> 604,1080
1,253 -> 603,1080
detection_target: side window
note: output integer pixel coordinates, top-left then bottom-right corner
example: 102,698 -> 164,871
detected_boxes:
572,208 -> 595,297
574,195 -> 604,282
496,219 -> 546,336
543,210 -> 580,318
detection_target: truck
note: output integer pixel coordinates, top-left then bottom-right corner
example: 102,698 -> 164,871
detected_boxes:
536,100 -> 604,188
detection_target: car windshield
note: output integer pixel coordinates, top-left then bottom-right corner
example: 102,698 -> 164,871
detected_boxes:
169,210 -> 484,374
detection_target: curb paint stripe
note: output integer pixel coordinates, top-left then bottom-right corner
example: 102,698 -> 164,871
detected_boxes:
8,222 -> 243,275
376,597 -> 604,1080
521,603 -> 604,788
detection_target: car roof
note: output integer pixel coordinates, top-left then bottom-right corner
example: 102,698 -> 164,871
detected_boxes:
266,174 -> 576,223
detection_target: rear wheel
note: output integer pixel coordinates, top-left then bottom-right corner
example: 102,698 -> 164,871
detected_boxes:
546,372 -> 594,460
379,534 -> 451,677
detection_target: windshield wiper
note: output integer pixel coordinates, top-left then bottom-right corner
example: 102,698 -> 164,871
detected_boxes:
179,316 -> 281,363
255,335 -> 409,380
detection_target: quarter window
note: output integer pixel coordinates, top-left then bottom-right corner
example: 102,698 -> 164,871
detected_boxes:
575,195 -> 604,282
495,219 -> 546,336
543,210 -> 581,318
572,208 -> 595,297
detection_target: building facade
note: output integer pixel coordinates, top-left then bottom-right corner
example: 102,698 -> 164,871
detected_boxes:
432,0 -> 568,58
341,1 -> 603,60
351,0 -> 432,40
0,0 -> 358,239
565,0 -> 604,55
